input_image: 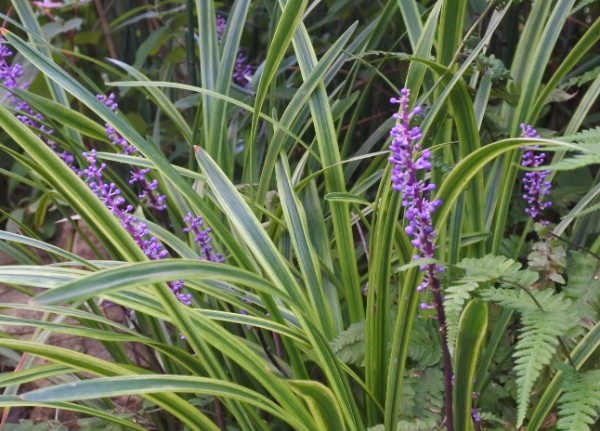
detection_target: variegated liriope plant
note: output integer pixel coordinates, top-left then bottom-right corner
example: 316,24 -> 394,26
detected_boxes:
0,1 -> 599,430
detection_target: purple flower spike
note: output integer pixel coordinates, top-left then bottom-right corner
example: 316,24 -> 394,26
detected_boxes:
213,15 -> 253,89
520,124 -> 552,224
388,89 -> 442,292
170,280 -> 191,305
1,37 -> 76,171
233,52 -> 253,89
183,213 -> 224,263
97,93 -> 167,211
216,14 -> 227,42
97,94 -> 136,155
388,90 -> 456,425
0,40 -> 26,93
81,149 -> 189,304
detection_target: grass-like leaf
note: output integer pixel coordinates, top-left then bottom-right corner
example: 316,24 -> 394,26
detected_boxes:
21,375 -> 311,431
453,299 -> 488,431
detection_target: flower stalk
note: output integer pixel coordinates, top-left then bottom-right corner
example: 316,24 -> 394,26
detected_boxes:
388,89 -> 453,430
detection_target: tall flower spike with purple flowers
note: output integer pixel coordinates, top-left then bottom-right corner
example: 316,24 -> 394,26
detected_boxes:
520,124 -> 552,224
388,89 -> 454,430
389,89 -> 443,293
87,93 -> 225,306
1,38 -> 27,97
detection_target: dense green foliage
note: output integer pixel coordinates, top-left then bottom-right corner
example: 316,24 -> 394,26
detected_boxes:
0,0 -> 599,430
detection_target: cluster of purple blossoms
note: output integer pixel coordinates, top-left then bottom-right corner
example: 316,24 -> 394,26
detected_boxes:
214,14 -> 253,89
81,148 -> 198,305
388,88 -> 443,294
1,37 -> 76,169
83,95 -> 223,305
97,94 -> 167,211
2,39 -> 223,307
520,124 -> 552,223
1,39 -> 27,101
183,213 -> 224,263
80,149 -> 168,258
215,14 -> 227,43
233,52 -> 253,89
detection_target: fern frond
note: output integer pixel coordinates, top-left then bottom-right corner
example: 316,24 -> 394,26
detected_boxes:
564,65 -> 600,88
399,378 -> 417,414
514,312 -> 566,425
478,411 -> 507,427
455,254 -> 523,277
330,320 -> 365,366
480,287 -> 569,313
445,255 -> 535,353
563,251 -> 600,328
445,279 -> 481,355
408,318 -> 442,368
396,417 -> 439,431
481,288 -> 574,426
551,142 -> 600,171
556,370 -> 600,430
398,367 -> 443,422
561,127 -> 600,144
546,88 -> 576,104
407,368 -> 444,419
499,267 -> 540,289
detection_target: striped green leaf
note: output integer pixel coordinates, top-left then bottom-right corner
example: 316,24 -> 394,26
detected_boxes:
21,375 -> 311,431
453,299 -> 488,431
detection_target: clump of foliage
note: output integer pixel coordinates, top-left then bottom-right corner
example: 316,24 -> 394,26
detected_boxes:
0,1 -> 599,430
